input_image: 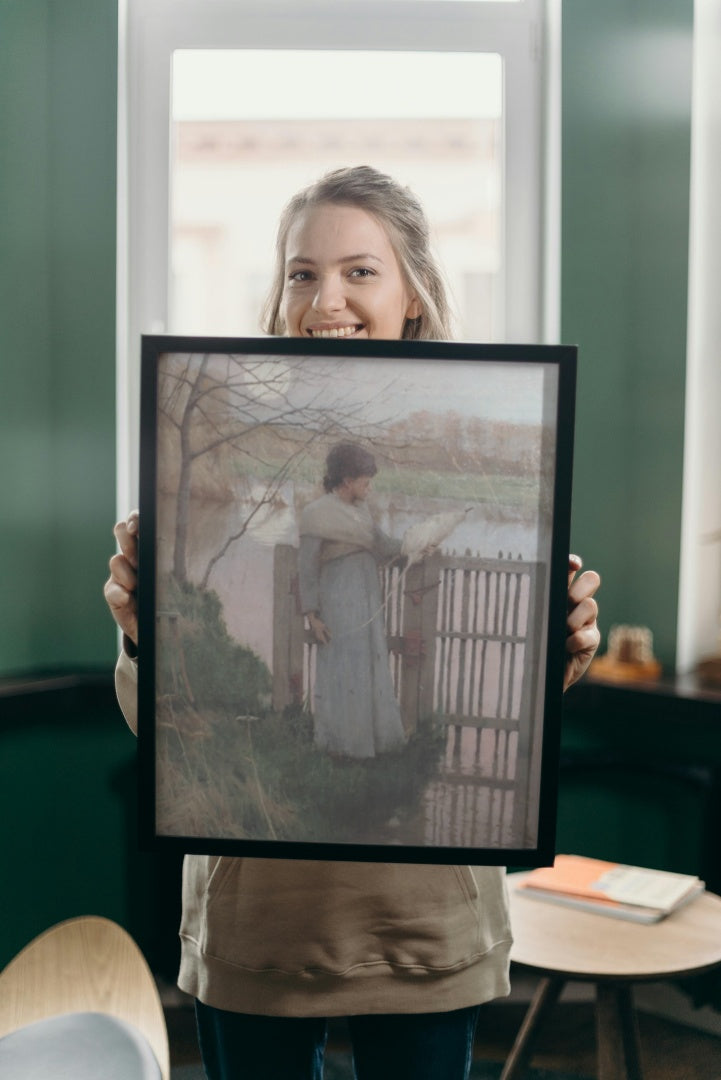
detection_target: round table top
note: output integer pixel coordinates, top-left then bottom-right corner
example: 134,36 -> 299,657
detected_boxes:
508,872 -> 721,981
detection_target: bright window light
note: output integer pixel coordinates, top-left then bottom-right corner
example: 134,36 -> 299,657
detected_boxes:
170,50 -> 504,341
173,50 -> 502,121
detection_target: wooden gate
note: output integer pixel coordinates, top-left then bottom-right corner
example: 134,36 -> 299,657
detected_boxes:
272,544 -> 545,848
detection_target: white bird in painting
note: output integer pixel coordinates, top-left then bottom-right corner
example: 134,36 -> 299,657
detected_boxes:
401,507 -> 473,568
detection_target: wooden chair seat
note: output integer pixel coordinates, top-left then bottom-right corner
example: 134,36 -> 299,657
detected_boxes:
0,916 -> 169,1079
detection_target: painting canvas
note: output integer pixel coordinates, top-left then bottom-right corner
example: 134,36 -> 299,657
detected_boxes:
138,336 -> 576,864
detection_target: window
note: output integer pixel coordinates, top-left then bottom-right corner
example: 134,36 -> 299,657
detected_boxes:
118,0 -> 557,509
170,49 -> 503,340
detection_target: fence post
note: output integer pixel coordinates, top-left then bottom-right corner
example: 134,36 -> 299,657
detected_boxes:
512,560 -> 545,846
400,552 -> 440,734
272,544 -> 304,712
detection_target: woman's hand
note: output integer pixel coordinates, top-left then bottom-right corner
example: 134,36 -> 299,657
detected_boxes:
307,612 -> 331,646
564,554 -> 601,691
418,542 -> 439,561
104,510 -> 139,646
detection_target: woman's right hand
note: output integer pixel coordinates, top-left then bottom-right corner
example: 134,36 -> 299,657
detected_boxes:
104,510 -> 139,646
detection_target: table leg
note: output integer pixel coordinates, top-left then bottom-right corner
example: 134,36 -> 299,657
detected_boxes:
499,976 -> 565,1080
596,982 -> 643,1080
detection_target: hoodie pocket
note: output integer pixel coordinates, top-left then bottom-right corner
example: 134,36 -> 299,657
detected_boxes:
182,857 -> 509,976
454,864 -> 480,906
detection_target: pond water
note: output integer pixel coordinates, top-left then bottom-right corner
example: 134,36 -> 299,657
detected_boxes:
159,482 -> 541,671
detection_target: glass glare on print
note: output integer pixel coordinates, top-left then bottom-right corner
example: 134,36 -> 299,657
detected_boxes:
139,338 -> 574,865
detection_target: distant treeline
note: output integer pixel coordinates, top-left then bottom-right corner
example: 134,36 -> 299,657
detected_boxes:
376,410 -> 541,476
158,402 -> 543,502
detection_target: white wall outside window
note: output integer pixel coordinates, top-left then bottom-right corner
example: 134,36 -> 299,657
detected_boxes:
117,0 -> 558,511
169,49 -> 504,344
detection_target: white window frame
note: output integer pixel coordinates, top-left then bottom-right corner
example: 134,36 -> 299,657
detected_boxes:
677,0 -> 721,673
117,0 -> 558,511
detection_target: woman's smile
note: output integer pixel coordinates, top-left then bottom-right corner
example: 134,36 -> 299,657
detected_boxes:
307,323 -> 364,339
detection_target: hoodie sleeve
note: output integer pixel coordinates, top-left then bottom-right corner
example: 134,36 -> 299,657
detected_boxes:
115,646 -> 139,736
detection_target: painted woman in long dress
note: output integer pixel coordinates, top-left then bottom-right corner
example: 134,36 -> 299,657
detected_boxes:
298,441 -> 406,759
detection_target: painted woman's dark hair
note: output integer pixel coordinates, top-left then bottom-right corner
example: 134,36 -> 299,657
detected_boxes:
323,442 -> 377,493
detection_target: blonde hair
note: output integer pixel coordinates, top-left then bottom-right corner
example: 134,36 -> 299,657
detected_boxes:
262,165 -> 454,341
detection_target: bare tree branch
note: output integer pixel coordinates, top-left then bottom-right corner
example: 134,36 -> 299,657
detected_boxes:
158,352 -> 406,584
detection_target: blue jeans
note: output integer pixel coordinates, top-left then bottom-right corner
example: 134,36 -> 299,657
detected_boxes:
195,1000 -> 481,1080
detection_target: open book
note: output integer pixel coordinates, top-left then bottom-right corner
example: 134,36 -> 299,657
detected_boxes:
516,854 -> 705,923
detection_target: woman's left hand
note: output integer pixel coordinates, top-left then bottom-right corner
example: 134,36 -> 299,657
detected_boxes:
307,612 -> 331,646
564,554 -> 601,691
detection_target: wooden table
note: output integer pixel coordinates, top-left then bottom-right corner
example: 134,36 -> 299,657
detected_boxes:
502,873 -> 721,1080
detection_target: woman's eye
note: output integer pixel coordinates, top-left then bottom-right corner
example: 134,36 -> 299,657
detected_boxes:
349,267 -> 375,279
288,270 -> 313,283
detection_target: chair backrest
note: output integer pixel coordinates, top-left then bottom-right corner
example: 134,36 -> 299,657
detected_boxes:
0,915 -> 170,1080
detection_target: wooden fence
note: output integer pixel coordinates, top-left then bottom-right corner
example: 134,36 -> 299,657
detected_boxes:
272,544 -> 545,848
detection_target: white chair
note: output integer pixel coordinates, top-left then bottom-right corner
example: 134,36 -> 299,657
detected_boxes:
0,915 -> 170,1079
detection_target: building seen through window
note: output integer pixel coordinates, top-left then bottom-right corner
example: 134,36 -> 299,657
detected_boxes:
170,50 -> 503,341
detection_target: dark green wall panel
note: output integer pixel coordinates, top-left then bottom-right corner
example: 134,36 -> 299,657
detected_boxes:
0,702 -> 133,965
0,0 -> 118,675
562,0 -> 693,669
47,2 -> 119,667
0,3 -> 54,668
0,683 -> 183,975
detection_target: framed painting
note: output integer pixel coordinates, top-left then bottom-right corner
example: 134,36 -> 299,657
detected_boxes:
137,335 -> 576,864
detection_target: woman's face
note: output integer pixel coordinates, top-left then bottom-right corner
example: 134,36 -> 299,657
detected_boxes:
281,203 -> 421,340
338,475 -> 372,503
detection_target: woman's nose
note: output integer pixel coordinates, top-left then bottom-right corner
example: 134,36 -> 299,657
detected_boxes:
312,274 -> 345,314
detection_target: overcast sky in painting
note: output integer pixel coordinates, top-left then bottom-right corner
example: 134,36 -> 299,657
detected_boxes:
284,356 -> 552,427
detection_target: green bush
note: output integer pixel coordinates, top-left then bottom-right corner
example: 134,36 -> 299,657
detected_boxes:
156,574 -> 271,716
153,575 -> 446,845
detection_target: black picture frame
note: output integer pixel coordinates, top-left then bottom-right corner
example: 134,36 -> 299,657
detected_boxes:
138,335 -> 576,865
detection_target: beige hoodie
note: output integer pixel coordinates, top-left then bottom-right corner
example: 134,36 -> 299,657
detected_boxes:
116,651 -> 512,1016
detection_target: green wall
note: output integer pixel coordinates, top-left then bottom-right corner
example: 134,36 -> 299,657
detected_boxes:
1,688 -> 134,966
562,0 -> 693,669
557,685 -> 721,884
0,683 -> 183,974
0,0 -> 131,969
0,0 -> 118,675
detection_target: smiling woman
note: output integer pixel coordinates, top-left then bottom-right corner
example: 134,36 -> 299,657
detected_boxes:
107,155 -> 599,1075
263,166 -> 452,341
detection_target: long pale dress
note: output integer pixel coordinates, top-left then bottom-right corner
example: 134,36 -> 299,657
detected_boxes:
298,493 -> 406,759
